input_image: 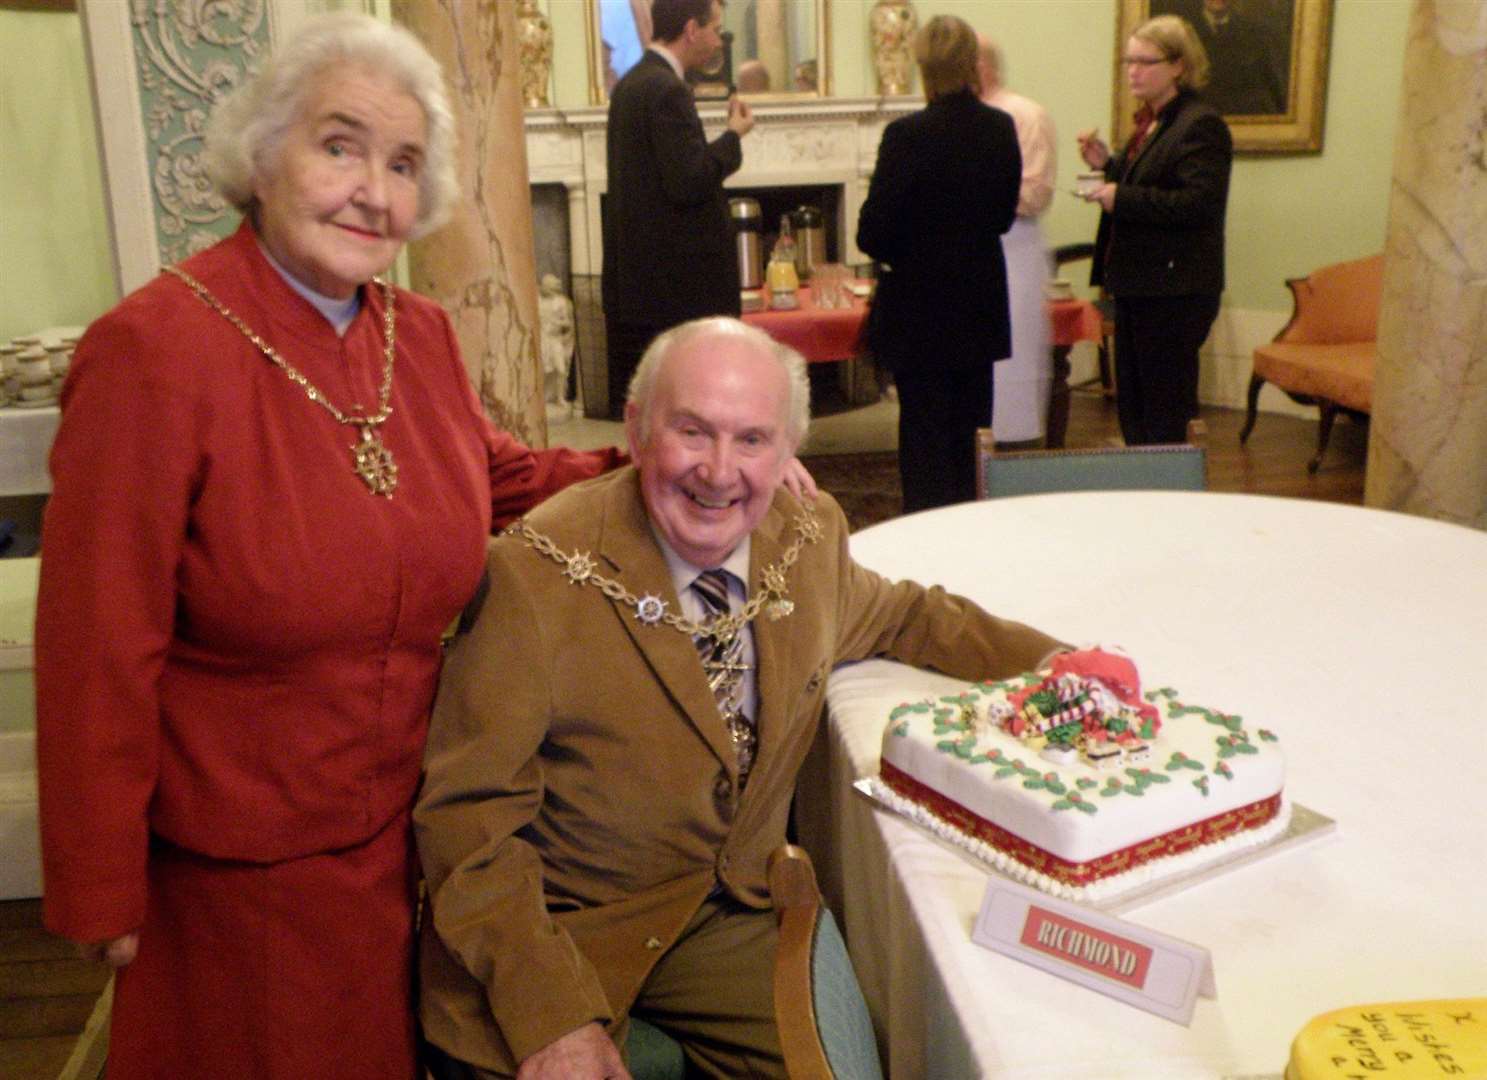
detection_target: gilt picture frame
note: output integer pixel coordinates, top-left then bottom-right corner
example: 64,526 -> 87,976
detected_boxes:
1115,0 -> 1334,154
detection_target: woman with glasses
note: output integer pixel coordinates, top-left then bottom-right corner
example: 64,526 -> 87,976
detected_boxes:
1075,15 -> 1232,446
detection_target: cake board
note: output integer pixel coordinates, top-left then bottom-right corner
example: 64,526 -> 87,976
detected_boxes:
854,777 -> 1338,915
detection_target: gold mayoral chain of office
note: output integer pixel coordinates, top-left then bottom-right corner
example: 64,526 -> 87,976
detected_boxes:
509,509 -> 824,646
165,265 -> 400,497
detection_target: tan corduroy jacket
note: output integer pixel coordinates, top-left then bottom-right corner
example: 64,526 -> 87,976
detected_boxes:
414,468 -> 1062,1070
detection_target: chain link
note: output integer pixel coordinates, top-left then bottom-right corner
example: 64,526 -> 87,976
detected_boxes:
164,265 -> 396,429
510,510 -> 822,646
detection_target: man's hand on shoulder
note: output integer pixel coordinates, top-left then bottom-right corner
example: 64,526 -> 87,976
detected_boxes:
516,1022 -> 631,1080
727,95 -> 755,137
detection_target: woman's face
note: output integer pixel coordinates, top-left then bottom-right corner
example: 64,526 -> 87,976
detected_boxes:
1124,35 -> 1184,108
253,65 -> 426,300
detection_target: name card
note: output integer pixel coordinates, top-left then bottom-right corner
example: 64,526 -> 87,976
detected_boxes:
972,877 -> 1216,1025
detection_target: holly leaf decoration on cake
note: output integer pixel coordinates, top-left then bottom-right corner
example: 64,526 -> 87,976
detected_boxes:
1194,775 -> 1211,796
889,701 -> 931,721
1165,751 -> 1205,772
1217,734 -> 1260,758
1258,729 -> 1278,742
1024,771 -> 1069,796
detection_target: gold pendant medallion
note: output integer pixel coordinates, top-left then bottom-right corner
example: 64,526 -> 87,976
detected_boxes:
352,426 -> 398,496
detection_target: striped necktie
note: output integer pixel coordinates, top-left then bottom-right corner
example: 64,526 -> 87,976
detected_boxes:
692,569 -> 757,784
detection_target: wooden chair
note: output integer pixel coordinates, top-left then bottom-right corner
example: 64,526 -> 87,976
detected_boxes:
1240,254 -> 1381,473
976,420 -> 1208,499
627,845 -> 883,1080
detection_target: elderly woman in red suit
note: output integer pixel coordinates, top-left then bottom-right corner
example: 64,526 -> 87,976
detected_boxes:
33,15 -> 624,1078
857,14 -> 1022,512
1077,15 -> 1233,446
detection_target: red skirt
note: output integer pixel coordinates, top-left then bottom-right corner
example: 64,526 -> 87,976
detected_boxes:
107,810 -> 419,1079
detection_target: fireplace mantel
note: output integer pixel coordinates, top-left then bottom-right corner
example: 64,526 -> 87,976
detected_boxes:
523,97 -> 921,276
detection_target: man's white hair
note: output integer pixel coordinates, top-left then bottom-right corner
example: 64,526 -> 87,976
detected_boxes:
203,13 -> 458,238
627,317 -> 812,448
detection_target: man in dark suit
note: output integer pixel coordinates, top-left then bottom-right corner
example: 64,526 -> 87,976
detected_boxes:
857,14 -> 1022,512
602,0 -> 755,419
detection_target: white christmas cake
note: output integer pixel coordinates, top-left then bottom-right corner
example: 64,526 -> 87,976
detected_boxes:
874,648 -> 1288,901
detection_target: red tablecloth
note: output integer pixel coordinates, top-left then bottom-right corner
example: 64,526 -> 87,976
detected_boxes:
1048,297 -> 1104,347
743,289 -> 1103,362
741,286 -> 867,363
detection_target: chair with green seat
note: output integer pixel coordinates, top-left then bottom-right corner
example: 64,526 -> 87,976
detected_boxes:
975,419 -> 1208,498
625,844 -> 883,1080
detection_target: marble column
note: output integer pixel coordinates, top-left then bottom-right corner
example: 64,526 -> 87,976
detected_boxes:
393,0 -> 547,448
1366,0 -> 1487,528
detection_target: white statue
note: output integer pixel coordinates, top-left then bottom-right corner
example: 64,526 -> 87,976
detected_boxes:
538,273 -> 576,419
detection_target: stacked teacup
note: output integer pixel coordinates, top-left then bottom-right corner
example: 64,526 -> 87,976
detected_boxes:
14,345 -> 59,407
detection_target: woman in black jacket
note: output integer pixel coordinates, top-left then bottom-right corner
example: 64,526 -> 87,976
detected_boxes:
858,14 -> 1022,511
1078,15 -> 1233,445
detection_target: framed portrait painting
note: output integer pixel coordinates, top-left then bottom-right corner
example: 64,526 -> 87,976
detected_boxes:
1115,0 -> 1334,153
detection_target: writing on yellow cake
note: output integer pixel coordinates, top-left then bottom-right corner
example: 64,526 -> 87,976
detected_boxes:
1285,999 -> 1487,1079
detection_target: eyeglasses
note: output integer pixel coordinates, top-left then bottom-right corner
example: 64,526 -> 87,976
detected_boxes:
1123,55 -> 1173,67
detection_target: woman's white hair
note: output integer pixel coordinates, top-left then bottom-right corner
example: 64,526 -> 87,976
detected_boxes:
628,318 -> 812,448
203,13 -> 458,237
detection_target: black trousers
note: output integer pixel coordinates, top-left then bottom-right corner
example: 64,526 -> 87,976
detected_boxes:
1112,293 -> 1221,445
604,318 -> 664,421
893,359 -> 994,514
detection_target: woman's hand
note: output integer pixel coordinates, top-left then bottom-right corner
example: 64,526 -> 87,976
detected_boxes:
1088,182 -> 1117,212
80,931 -> 139,968
1076,128 -> 1111,170
782,457 -> 819,501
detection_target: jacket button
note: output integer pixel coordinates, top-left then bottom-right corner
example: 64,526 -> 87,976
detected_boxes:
714,775 -> 732,799
805,671 -> 823,693
718,854 -> 730,872
645,936 -> 663,950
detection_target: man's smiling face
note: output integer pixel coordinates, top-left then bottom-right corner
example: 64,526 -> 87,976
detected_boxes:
626,329 -> 794,569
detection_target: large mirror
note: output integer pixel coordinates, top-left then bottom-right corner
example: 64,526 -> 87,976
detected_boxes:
587,0 -> 831,103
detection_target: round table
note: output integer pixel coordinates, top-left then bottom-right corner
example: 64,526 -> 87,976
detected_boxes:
797,492 -> 1487,1078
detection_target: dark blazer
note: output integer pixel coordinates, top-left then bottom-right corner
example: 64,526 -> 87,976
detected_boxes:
602,50 -> 743,327
1091,90 -> 1233,298
856,89 -> 1022,368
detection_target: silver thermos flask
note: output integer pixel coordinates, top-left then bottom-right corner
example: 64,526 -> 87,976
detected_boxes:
791,205 -> 825,281
730,197 -> 763,290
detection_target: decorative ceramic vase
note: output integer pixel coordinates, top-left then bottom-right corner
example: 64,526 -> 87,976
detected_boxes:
870,0 -> 918,96
516,0 -> 553,109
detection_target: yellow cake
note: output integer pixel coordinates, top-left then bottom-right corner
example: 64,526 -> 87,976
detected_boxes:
1285,999 -> 1487,1079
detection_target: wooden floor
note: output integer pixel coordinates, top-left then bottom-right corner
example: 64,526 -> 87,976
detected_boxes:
0,900 -> 108,1080
0,391 -> 1367,1079
1070,388 -> 1369,505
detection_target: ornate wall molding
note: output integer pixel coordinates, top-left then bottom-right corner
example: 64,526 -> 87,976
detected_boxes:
81,0 -> 372,295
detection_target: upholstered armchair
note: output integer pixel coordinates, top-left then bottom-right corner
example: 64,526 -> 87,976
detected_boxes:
1240,254 -> 1382,473
976,420 -> 1208,498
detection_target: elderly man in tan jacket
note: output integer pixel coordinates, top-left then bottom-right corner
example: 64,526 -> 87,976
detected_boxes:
415,317 -> 1065,1079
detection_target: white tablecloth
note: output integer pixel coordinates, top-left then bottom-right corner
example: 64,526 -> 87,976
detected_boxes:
0,406 -> 59,497
1,325 -> 80,497
795,492 -> 1487,1079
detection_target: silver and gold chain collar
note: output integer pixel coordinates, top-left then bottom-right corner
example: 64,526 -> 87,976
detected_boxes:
164,265 -> 400,497
509,510 -> 824,645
